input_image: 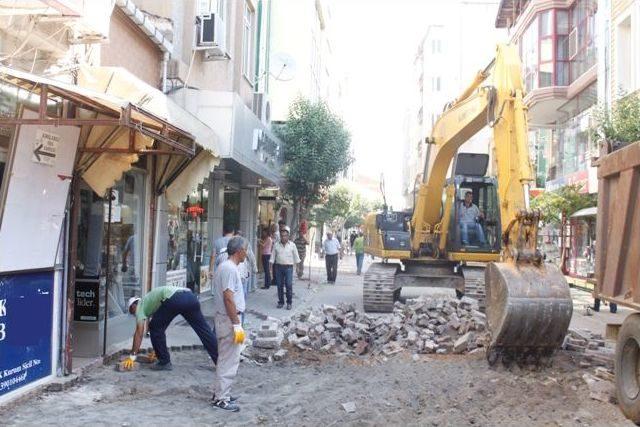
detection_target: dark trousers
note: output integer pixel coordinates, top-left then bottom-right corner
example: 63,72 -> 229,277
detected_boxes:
272,262 -> 278,288
325,254 -> 338,282
262,255 -> 272,288
148,290 -> 218,365
275,264 -> 293,304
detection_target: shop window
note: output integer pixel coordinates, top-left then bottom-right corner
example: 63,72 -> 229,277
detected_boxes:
167,184 -> 210,293
76,170 -> 146,319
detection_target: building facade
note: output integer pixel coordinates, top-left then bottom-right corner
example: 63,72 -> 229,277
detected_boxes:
0,0 -> 283,404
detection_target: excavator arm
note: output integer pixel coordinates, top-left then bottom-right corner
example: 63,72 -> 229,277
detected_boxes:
411,44 -> 572,364
411,45 -> 534,257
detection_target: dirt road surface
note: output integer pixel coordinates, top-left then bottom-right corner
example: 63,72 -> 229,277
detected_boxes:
4,348 -> 631,426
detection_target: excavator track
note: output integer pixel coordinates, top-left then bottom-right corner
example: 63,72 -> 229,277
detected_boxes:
363,262 -> 400,312
462,265 -> 487,312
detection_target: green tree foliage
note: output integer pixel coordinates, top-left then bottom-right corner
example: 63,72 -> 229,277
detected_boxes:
530,184 -> 597,224
311,184 -> 383,232
276,98 -> 353,232
592,93 -> 640,149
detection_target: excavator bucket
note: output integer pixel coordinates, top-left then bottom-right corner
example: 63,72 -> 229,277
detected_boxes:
484,261 -> 573,363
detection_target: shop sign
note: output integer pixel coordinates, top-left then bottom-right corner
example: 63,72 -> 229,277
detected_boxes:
32,129 -> 59,166
74,278 -> 99,321
166,269 -> 187,288
0,271 -> 53,397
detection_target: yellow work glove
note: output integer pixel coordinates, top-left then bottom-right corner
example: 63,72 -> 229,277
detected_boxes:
233,324 -> 245,345
122,355 -> 136,370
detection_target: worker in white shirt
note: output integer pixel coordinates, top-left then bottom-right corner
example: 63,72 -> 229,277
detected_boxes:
323,231 -> 342,284
269,226 -> 300,310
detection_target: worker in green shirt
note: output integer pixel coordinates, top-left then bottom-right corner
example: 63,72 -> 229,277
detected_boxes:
354,232 -> 365,275
122,286 -> 218,371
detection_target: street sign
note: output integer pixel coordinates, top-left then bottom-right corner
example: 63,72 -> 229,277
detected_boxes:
32,129 -> 59,166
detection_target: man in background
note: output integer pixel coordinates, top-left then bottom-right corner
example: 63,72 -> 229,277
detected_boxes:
323,231 -> 341,284
353,232 -> 365,275
270,226 -> 300,310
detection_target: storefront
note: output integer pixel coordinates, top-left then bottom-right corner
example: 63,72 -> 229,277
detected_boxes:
0,65 -> 219,401
564,207 -> 597,279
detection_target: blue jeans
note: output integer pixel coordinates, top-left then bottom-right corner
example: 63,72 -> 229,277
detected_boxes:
460,222 -> 486,245
275,264 -> 293,305
148,290 -> 218,365
262,255 -> 272,288
355,253 -> 364,275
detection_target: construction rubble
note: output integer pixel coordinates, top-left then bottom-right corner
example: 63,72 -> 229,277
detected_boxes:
245,296 -> 491,362
562,328 -> 615,369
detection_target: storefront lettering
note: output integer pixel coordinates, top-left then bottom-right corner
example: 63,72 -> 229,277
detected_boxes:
76,289 -> 96,307
0,298 -> 5,341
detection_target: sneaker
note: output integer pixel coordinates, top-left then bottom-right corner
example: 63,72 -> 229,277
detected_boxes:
286,304 -> 292,310
277,302 -> 284,309
212,399 -> 240,412
150,361 -> 173,371
211,394 -> 238,403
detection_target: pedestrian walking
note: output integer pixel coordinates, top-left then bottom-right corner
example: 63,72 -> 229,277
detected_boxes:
323,231 -> 341,284
210,236 -> 248,412
269,226 -> 300,310
271,220 -> 287,288
349,230 -> 357,255
294,229 -> 308,279
353,232 -> 365,275
260,229 -> 273,289
122,286 -> 218,372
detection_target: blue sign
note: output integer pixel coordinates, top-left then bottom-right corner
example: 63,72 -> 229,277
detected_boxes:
0,271 -> 53,397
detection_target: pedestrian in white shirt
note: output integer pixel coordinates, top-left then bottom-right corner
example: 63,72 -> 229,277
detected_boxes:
323,231 -> 341,284
269,226 -> 300,310
211,236 -> 247,412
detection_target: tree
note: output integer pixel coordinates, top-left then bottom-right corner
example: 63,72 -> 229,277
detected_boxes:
592,93 -> 640,150
311,184 -> 384,233
276,97 -> 353,234
530,184 -> 597,225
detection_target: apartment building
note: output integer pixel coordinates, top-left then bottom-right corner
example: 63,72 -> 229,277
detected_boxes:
403,1 -> 505,208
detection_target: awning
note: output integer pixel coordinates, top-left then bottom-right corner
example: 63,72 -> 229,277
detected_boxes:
77,66 -> 219,155
0,66 -> 197,195
165,151 -> 219,208
571,207 -> 597,218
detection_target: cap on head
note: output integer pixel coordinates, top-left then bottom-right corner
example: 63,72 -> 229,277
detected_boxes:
281,225 -> 291,234
127,297 -> 140,312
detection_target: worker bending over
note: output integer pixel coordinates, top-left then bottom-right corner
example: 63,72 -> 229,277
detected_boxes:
123,286 -> 218,371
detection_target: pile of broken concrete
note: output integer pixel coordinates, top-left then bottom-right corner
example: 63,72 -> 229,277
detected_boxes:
280,295 -> 490,357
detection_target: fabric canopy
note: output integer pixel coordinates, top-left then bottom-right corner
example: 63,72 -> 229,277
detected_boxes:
165,150 -> 220,208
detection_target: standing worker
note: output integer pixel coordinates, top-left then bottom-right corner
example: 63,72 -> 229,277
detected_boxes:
270,226 -> 300,310
210,236 -> 248,412
123,286 -> 218,371
323,231 -> 341,284
353,231 -> 365,275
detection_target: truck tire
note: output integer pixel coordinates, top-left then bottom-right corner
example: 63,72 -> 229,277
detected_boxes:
616,313 -> 640,423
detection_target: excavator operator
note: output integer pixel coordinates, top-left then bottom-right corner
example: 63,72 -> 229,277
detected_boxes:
459,191 -> 485,246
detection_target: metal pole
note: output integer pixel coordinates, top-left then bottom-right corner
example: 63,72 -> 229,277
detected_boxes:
64,178 -> 80,375
102,189 -> 113,356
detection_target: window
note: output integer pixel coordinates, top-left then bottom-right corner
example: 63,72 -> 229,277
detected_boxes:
432,76 -> 441,92
616,15 -> 633,94
242,1 -> 255,81
431,39 -> 442,54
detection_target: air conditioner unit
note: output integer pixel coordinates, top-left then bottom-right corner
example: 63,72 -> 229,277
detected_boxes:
568,27 -> 578,59
252,92 -> 271,125
195,13 -> 227,59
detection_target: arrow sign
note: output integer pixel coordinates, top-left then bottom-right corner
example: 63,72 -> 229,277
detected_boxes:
32,129 -> 59,166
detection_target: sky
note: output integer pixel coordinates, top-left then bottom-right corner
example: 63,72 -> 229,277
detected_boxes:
331,0 -> 443,209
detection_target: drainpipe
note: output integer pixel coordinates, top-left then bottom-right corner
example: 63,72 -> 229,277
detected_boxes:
161,52 -> 169,93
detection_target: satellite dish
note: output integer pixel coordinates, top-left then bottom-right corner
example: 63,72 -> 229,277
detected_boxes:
270,52 -> 297,82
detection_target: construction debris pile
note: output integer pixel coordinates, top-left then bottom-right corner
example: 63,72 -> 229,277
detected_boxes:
562,328 -> 615,369
275,296 -> 490,358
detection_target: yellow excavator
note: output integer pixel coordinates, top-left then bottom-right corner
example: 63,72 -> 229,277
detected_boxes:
363,44 -> 573,363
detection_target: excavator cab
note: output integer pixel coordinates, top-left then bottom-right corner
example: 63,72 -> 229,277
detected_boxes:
446,153 -> 502,254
